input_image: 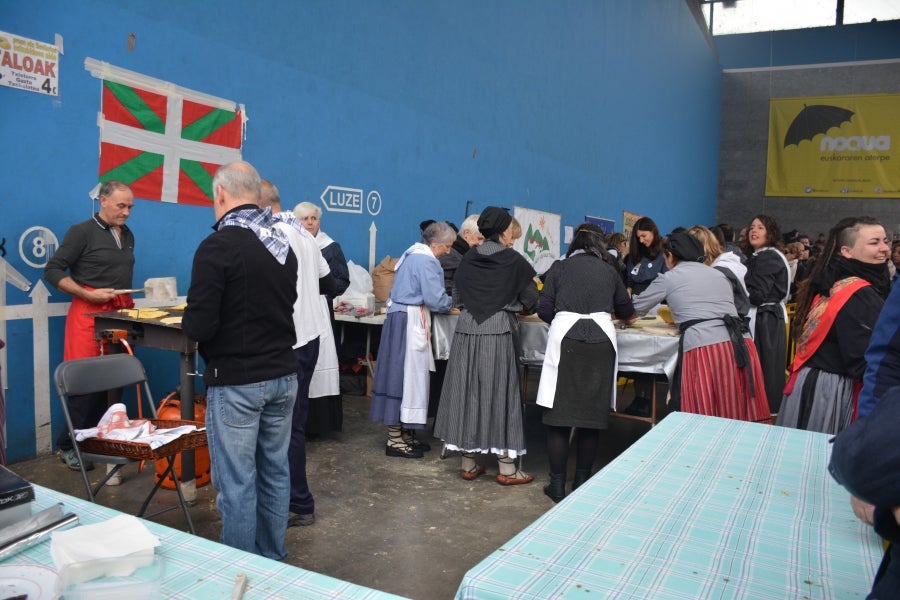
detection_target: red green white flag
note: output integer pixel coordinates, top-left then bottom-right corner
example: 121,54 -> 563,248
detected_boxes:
86,58 -> 245,206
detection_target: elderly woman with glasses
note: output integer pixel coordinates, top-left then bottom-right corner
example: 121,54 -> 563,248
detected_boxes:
370,222 -> 456,458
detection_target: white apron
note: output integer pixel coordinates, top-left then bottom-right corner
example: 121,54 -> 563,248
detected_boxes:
399,304 -> 434,425
309,295 -> 340,398
536,311 -> 618,410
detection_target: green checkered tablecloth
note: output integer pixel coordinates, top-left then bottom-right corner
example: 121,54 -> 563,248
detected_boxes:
456,413 -> 883,599
14,484 -> 408,599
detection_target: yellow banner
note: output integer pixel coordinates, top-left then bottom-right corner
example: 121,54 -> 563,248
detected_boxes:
766,93 -> 900,198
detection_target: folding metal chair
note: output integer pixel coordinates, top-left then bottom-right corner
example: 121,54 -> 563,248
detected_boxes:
54,353 -> 206,534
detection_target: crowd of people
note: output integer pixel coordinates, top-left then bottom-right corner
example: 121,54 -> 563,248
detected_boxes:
46,172 -> 900,590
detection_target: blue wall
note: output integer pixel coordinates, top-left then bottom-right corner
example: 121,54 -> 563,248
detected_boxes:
715,20 -> 900,69
2,0 -> 721,461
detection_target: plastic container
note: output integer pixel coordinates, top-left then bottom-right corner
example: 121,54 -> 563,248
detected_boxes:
57,554 -> 164,599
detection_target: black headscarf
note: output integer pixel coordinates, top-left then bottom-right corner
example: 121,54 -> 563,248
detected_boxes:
455,246 -> 535,324
478,206 -> 513,239
667,232 -> 706,263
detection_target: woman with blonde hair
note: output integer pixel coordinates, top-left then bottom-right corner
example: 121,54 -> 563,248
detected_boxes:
688,225 -> 749,318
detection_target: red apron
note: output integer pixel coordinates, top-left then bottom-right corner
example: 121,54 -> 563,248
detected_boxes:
63,289 -> 134,360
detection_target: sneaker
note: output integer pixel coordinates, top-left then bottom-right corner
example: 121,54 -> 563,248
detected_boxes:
58,448 -> 94,472
288,512 -> 315,527
106,464 -> 122,486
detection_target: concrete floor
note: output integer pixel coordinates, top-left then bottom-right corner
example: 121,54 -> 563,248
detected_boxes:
9,373 -> 666,600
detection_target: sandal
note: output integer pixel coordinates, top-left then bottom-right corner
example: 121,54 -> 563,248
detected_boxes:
460,465 -> 486,480
496,470 -> 534,486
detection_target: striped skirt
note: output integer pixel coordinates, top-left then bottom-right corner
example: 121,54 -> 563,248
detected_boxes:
680,339 -> 771,423
776,367 -> 856,434
433,329 -> 526,458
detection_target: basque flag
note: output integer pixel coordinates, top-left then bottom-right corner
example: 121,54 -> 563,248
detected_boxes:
88,58 -> 244,206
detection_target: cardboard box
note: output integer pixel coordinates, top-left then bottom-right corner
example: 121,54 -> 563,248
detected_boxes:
0,465 -> 34,529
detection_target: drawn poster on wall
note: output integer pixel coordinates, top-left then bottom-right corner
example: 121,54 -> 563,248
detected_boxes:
584,215 -> 616,234
513,206 -> 559,275
85,58 -> 246,206
623,210 -> 642,241
767,93 -> 900,198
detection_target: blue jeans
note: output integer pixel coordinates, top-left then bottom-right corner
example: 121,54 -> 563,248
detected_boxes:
206,373 -> 297,561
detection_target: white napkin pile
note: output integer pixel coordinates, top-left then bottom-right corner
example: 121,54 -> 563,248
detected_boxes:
74,403 -> 202,449
51,514 -> 160,585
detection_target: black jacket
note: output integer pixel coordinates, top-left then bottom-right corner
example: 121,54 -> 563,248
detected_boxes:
829,389 -> 900,599
183,215 -> 298,386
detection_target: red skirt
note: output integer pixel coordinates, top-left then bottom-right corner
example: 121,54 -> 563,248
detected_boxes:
680,339 -> 771,423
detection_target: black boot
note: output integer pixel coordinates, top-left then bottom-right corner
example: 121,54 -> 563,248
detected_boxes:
543,473 -> 566,503
572,469 -> 592,492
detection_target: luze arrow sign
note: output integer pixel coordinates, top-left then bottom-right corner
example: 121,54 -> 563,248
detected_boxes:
320,185 -> 363,214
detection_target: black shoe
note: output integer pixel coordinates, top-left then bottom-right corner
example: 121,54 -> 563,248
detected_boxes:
543,473 -> 566,503
572,469 -> 592,492
288,511 -> 315,527
402,429 -> 431,452
405,437 -> 431,452
623,396 -> 652,417
385,444 -> 424,459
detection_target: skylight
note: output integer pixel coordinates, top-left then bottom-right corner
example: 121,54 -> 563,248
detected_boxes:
700,0 -> 900,35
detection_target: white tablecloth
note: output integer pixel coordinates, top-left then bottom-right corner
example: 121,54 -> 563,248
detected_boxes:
432,313 -> 679,381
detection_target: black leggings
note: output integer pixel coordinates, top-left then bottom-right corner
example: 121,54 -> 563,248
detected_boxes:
546,425 -> 600,475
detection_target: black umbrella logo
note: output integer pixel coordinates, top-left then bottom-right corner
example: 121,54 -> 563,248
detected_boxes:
784,104 -> 855,147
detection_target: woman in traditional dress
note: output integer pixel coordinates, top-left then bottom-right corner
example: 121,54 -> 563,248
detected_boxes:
434,207 -> 538,485
535,226 -> 636,502
632,232 -> 771,423
777,217 -> 890,434
369,222 -> 455,458
294,201 -> 351,434
742,214 -> 791,416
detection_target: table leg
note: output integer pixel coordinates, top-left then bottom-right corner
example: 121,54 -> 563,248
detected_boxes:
180,352 -> 196,503
363,327 -> 375,379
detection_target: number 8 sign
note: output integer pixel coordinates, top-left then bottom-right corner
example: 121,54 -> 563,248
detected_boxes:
19,226 -> 59,269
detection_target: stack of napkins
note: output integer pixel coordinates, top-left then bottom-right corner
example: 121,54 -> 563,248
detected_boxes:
51,514 -> 160,584
74,403 -> 202,449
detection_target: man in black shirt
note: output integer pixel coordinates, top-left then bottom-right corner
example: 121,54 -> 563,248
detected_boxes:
44,180 -> 136,472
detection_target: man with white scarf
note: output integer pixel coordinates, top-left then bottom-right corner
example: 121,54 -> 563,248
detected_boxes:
294,202 -> 350,435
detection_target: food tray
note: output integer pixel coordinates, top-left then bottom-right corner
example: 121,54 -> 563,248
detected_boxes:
77,419 -> 206,460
